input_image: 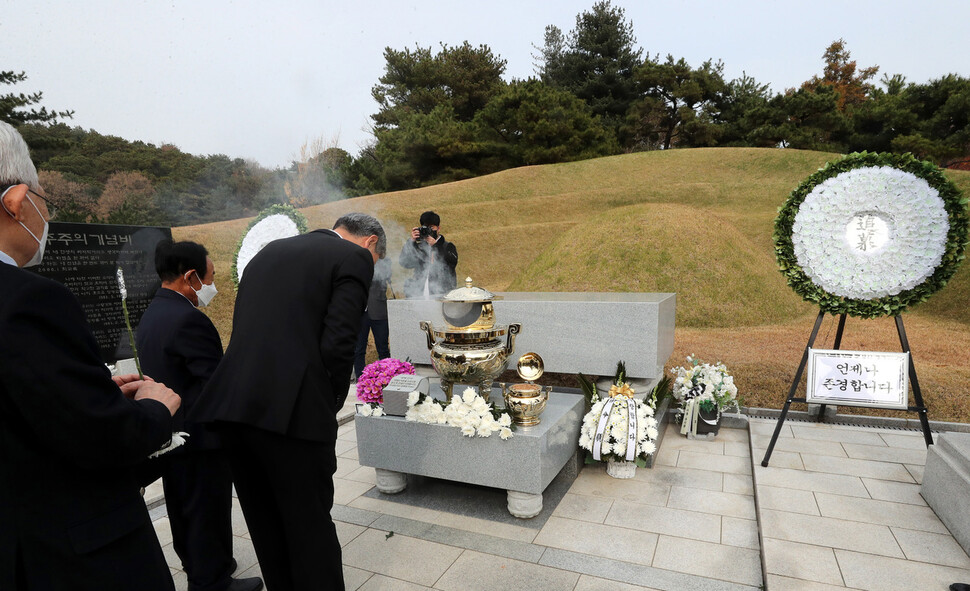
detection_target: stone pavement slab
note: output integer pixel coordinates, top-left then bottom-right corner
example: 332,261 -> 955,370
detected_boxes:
342,528 -> 463,587
551,492 -> 614,523
359,574 -> 432,590
436,550 -> 580,591
892,527 -> 970,569
651,535 -> 762,587
720,516 -> 759,550
836,548 -> 970,591
574,574 -> 662,591
533,516 -> 659,566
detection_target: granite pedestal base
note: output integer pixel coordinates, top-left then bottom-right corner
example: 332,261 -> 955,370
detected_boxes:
356,387 -> 584,518
922,432 -> 970,555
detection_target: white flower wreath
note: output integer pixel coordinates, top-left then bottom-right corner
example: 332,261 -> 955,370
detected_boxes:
775,152 -> 968,318
231,204 -> 308,287
792,166 -> 949,300
236,215 -> 300,280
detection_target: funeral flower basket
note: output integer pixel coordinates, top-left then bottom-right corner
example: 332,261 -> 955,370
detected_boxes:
671,356 -> 738,438
578,364 -> 659,479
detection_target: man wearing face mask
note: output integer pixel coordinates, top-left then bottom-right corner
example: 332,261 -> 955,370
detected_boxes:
136,240 -> 262,591
0,123 -> 180,589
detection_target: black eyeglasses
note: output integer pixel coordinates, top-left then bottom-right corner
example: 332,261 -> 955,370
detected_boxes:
30,190 -> 60,220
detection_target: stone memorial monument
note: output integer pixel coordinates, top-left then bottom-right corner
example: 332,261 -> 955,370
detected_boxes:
30,221 -> 171,363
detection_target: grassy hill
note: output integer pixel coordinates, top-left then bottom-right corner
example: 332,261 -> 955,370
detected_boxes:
177,147 -> 970,421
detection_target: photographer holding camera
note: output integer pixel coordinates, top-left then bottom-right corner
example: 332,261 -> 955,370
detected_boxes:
399,211 -> 458,299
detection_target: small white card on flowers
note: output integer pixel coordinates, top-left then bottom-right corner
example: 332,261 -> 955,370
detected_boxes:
806,349 -> 909,410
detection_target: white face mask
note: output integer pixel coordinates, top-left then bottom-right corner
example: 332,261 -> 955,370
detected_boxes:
195,281 -> 218,307
186,270 -> 218,307
1,189 -> 48,267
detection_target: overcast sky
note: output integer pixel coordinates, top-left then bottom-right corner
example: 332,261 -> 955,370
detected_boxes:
4,0 -> 969,169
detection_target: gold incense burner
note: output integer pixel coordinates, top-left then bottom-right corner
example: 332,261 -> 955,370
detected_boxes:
420,278 -> 521,401
499,352 -> 551,427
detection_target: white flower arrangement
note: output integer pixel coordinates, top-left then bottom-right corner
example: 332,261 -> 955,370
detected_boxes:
670,356 -> 738,437
578,382 -> 659,466
791,166 -> 948,300
405,388 -> 514,440
670,356 -> 738,411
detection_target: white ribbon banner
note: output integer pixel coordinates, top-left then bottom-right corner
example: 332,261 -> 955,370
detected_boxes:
623,397 -> 638,461
591,397 -> 616,461
680,398 -> 697,437
592,397 -> 639,461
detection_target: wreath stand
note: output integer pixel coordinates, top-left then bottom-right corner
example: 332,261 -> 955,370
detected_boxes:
760,309 -> 934,467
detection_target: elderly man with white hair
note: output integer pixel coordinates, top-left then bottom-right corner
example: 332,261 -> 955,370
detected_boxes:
0,120 -> 181,591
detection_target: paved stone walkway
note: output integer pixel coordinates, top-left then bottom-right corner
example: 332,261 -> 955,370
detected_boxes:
750,417 -> 970,590
149,414 -> 970,591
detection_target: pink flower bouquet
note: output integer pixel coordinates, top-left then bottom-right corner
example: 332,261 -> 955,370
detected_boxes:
356,358 -> 415,404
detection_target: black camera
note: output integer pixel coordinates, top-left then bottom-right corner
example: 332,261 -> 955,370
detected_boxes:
417,226 -> 437,240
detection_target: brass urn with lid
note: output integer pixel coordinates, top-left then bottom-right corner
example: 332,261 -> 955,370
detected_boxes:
499,352 -> 551,426
420,278 -> 521,401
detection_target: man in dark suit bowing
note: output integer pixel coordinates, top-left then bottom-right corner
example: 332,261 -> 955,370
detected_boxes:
0,120 -> 181,590
136,239 -> 262,591
193,212 -> 386,591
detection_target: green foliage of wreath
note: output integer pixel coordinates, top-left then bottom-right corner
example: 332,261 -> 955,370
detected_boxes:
231,204 -> 308,288
775,152 -> 969,318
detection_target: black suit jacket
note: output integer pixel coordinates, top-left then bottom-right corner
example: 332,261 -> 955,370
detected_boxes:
136,288 -> 224,452
193,230 -> 373,442
0,263 -> 174,591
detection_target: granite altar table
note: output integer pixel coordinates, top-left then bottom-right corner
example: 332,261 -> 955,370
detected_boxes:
355,387 -> 584,518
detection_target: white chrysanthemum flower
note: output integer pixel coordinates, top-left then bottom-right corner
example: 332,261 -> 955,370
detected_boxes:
476,419 -> 497,437
460,424 -> 476,437
407,391 -> 420,406
499,427 -> 513,440
116,267 -> 128,300
641,441 -> 656,455
471,397 -> 489,413
372,406 -> 385,417
792,166 -> 948,300
497,413 -> 512,428
462,388 -> 478,404
358,404 -> 373,417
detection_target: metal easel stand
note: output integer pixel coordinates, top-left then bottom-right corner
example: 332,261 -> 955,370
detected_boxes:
760,310 -> 934,467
